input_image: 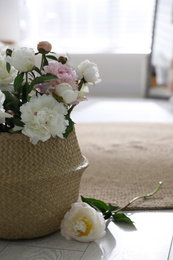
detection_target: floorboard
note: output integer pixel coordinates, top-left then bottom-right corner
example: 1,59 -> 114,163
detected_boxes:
168,235 -> 173,260
81,210 -> 173,260
0,241 -> 9,253
0,245 -> 83,260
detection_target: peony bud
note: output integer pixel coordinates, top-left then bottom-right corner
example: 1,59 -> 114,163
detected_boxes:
78,60 -> 101,84
37,41 -> 52,54
6,47 -> 35,72
58,56 -> 67,64
55,83 -> 78,104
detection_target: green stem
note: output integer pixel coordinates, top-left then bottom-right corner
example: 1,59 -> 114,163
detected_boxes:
115,181 -> 163,213
40,54 -> 45,71
78,78 -> 86,91
68,104 -> 77,116
22,72 -> 28,103
26,71 -> 28,85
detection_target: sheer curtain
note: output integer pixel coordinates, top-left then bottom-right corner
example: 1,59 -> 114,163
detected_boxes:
18,0 -> 155,53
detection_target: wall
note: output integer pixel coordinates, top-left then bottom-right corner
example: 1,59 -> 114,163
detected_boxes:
70,53 -> 149,98
0,0 -> 20,43
34,51 -> 149,98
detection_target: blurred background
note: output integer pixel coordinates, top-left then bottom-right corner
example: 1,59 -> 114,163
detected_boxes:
0,0 -> 172,99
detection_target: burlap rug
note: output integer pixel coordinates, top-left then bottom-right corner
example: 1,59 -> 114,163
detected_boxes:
76,122 -> 173,210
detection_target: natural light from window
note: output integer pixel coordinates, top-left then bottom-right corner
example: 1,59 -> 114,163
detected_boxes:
19,0 -> 155,54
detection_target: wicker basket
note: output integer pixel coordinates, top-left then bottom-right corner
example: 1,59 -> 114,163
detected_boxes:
0,129 -> 88,239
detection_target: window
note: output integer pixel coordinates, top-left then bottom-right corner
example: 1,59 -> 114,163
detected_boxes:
9,0 -> 156,53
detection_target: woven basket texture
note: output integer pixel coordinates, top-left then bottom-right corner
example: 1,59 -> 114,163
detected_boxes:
0,129 -> 88,239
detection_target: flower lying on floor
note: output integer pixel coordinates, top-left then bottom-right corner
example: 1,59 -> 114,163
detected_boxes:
60,182 -> 163,242
61,202 -> 106,242
0,41 -> 101,144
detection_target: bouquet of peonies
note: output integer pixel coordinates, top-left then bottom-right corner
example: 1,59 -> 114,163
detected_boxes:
0,41 -> 101,144
0,41 -> 163,242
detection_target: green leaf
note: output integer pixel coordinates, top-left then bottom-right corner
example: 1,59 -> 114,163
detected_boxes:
12,117 -> 24,127
29,74 -> 58,89
108,204 -> 119,212
91,201 -> 109,213
81,196 -> 95,207
33,66 -> 42,75
112,213 -> 134,224
63,116 -> 74,138
103,211 -> 112,220
46,73 -> 56,77
14,72 -> 24,92
43,56 -> 48,66
29,71 -> 36,80
46,55 -> 58,61
6,62 -> 11,73
81,196 -> 109,213
9,129 -> 19,133
3,91 -> 20,111
8,127 -> 22,133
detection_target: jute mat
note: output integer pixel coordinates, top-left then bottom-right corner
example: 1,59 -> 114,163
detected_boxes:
76,122 -> 173,210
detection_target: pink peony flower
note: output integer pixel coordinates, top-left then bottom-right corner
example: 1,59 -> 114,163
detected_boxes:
35,82 -> 52,94
44,61 -> 78,88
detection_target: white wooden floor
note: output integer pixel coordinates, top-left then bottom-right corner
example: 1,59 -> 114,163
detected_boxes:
1,97 -> 173,260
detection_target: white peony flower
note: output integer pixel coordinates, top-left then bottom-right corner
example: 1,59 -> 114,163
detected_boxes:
20,94 -> 69,145
78,60 -> 101,84
55,83 -> 78,104
6,47 -> 35,72
0,89 -> 5,105
0,54 -> 17,90
0,90 -> 13,123
60,202 -> 106,242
